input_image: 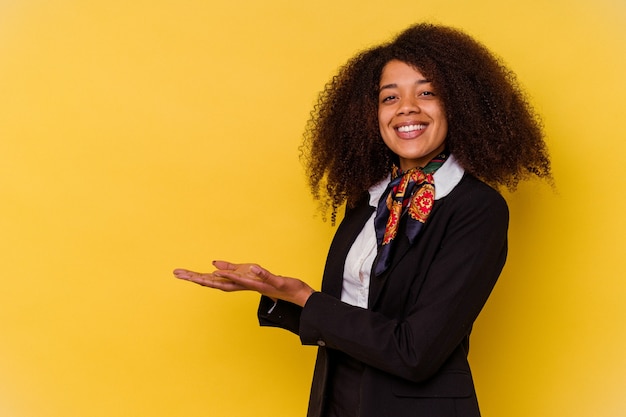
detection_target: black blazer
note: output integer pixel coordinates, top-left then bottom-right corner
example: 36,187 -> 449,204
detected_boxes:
259,174 -> 509,417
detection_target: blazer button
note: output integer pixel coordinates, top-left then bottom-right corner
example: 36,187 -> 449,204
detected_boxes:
317,340 -> 326,347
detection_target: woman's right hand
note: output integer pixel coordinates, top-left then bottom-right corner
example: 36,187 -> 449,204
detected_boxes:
173,265 -> 250,292
173,260 -> 315,306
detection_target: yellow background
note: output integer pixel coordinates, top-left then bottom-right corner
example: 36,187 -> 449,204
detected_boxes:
1,0 -> 625,416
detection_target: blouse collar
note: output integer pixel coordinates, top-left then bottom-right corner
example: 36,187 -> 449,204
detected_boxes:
368,154 -> 465,207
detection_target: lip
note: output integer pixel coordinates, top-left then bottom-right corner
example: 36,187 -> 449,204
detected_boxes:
393,121 -> 428,140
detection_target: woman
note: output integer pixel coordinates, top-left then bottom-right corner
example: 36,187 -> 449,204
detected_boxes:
174,23 -> 551,417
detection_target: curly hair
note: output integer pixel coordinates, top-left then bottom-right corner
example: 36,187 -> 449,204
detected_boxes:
301,23 -> 552,221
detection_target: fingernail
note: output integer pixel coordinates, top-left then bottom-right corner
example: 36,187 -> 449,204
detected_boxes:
250,265 -> 261,274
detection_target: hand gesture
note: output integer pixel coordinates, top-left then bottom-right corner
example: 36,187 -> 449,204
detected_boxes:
173,260 -> 315,307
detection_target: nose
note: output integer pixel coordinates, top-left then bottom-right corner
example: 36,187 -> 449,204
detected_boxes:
397,96 -> 420,115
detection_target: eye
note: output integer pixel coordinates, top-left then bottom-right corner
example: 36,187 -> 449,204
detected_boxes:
417,90 -> 439,100
381,95 -> 398,103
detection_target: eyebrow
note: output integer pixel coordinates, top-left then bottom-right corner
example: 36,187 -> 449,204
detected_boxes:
379,79 -> 432,92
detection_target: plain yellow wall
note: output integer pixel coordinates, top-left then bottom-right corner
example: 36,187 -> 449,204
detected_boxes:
1,1 -> 625,416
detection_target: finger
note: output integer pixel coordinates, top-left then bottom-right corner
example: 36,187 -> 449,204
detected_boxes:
212,260 -> 238,271
173,268 -> 199,280
174,268 -> 221,284
174,269 -> 246,292
216,267 -> 280,293
203,277 -> 247,292
215,270 -> 266,288
173,268 -> 214,283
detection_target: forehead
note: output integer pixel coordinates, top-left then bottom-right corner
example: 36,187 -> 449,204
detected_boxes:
379,60 -> 429,85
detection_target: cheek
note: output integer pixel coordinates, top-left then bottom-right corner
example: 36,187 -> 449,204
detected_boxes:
378,125 -> 393,148
438,116 -> 448,133
378,121 -> 393,143
377,107 -> 392,130
432,106 -> 448,136
435,104 -> 447,125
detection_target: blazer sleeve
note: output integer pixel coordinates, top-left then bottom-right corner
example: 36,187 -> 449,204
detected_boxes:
257,296 -> 303,335
256,193 -> 372,337
298,182 -> 509,382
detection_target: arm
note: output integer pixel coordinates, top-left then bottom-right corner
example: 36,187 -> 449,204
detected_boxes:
174,261 -> 315,335
257,296 -> 303,335
174,261 -> 315,306
172,193 -> 374,336
298,186 -> 509,382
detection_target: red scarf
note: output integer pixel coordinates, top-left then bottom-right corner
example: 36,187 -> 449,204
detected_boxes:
373,152 -> 448,276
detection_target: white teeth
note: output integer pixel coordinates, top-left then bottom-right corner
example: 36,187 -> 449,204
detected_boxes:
397,124 -> 425,133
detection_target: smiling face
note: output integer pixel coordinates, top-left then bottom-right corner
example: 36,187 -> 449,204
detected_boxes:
378,60 -> 448,171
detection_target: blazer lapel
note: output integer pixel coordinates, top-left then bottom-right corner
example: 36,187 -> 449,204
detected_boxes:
368,198 -> 446,308
321,196 -> 375,299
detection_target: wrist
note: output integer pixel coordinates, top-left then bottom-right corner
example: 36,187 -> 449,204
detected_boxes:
295,287 -> 315,307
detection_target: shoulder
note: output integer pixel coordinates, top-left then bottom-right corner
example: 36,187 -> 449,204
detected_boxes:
443,174 -> 509,220
451,173 -> 506,202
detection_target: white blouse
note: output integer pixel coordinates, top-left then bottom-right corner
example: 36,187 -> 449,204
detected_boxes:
340,155 -> 465,308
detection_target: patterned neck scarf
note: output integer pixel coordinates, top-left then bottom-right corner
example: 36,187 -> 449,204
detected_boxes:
373,152 -> 449,276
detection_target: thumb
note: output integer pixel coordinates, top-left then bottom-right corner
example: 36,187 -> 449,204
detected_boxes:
249,264 -> 273,281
